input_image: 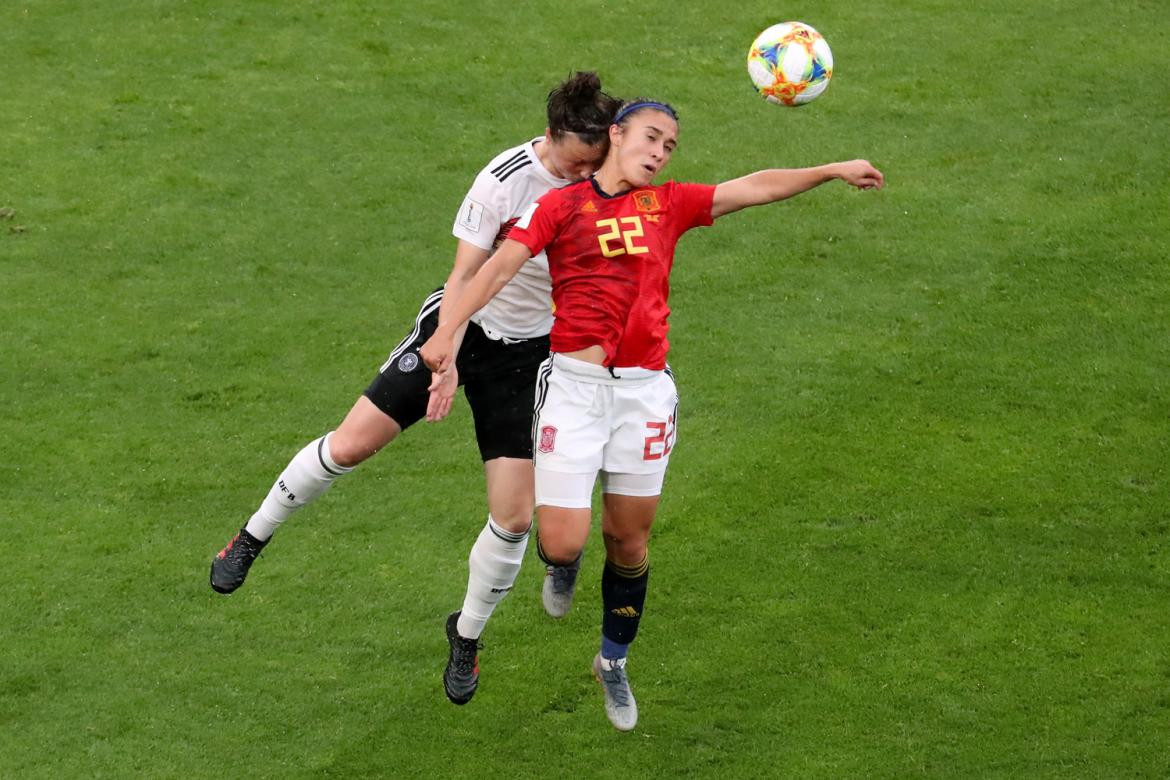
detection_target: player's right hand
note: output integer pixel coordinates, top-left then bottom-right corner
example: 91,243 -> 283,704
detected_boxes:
420,331 -> 452,373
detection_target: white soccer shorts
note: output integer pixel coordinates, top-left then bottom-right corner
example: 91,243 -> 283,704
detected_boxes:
532,353 -> 679,509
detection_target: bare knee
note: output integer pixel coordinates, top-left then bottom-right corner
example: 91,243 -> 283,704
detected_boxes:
490,502 -> 533,535
537,507 -> 591,565
602,531 -> 649,566
328,431 -> 382,468
330,397 -> 402,467
486,475 -> 534,533
539,533 -> 584,565
600,493 -> 657,566
485,457 -> 535,534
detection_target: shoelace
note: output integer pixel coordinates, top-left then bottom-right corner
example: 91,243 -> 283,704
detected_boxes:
227,534 -> 262,562
452,636 -> 481,670
599,665 -> 631,707
549,560 -> 580,594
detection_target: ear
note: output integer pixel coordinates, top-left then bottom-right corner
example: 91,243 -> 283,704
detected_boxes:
608,123 -> 623,147
544,127 -> 554,144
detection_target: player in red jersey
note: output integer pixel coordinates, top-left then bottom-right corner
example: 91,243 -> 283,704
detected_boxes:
421,98 -> 883,730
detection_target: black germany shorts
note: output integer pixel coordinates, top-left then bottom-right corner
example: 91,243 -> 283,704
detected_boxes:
363,288 -> 551,461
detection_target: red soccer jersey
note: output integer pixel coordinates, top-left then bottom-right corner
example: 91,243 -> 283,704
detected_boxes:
508,178 -> 715,369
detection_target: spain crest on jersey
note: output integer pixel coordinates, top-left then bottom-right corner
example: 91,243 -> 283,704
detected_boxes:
633,190 -> 660,213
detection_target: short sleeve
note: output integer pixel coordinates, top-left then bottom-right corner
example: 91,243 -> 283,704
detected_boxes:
670,182 -> 716,232
506,190 -> 562,257
452,171 -> 507,250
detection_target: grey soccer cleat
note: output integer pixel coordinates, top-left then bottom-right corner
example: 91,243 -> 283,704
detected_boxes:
541,553 -> 582,618
592,653 -> 638,732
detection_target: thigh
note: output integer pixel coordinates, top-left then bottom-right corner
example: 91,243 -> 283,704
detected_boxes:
535,466 -> 597,510
599,470 -> 665,499
531,359 -> 607,479
362,289 -> 448,431
603,372 -> 679,475
463,333 -> 550,461
483,457 -> 535,532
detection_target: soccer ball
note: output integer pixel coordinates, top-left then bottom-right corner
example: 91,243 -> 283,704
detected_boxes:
747,22 -> 834,106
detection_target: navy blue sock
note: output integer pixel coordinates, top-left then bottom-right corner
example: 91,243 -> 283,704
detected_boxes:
601,634 -> 629,661
600,555 -> 649,660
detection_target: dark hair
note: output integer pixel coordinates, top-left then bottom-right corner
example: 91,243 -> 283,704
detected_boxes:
546,71 -> 623,145
613,97 -> 679,127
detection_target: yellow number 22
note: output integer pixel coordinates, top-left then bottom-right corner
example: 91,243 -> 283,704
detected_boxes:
596,216 -> 649,258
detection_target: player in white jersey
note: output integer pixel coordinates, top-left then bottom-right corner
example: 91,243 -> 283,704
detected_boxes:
208,75 -> 621,701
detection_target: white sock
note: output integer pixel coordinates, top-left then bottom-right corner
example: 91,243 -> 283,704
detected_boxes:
457,515 -> 530,639
244,432 -> 353,541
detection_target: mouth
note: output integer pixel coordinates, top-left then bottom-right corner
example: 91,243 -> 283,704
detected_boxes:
641,163 -> 656,176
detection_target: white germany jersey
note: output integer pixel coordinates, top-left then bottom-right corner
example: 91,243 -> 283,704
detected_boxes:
452,137 -> 569,340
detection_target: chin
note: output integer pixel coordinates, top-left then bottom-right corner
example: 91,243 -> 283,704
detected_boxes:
633,171 -> 656,188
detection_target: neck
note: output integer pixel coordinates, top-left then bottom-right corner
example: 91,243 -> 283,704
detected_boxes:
594,163 -> 633,195
533,138 -> 558,177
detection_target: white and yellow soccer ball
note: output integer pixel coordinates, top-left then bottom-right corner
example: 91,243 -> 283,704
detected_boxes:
747,22 -> 834,106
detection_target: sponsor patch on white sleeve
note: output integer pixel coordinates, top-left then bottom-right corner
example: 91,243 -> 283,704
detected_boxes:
459,198 -> 485,233
515,201 -> 539,230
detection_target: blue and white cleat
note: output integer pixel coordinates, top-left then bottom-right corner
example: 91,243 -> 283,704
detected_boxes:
592,653 -> 638,731
541,553 -> 582,618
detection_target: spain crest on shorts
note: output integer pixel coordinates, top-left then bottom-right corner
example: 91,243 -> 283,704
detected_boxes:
633,190 -> 660,213
538,425 -> 557,454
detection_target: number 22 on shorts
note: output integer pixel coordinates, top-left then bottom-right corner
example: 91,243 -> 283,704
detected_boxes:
643,415 -> 676,460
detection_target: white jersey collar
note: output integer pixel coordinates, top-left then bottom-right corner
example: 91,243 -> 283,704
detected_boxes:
527,136 -> 572,189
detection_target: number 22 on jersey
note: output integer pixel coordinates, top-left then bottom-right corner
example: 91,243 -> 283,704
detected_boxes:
596,216 -> 648,258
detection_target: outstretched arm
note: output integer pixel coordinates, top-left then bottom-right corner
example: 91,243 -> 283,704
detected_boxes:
710,160 -> 884,219
424,239 -> 491,422
419,238 -> 534,373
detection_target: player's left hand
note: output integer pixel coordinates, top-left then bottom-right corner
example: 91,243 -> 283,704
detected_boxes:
836,159 -> 884,190
425,365 -> 458,422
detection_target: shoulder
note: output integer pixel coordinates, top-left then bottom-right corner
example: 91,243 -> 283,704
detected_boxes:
662,180 -> 716,203
538,179 -> 591,209
464,141 -> 536,204
476,139 -> 540,185
513,180 -> 590,235
636,180 -> 689,203
626,181 -> 704,210
660,179 -> 712,193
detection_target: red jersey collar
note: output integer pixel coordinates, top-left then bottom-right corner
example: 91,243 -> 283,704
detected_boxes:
589,176 -> 632,200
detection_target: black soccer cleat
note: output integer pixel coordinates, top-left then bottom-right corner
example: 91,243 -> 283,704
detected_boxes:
210,528 -> 267,594
443,611 -> 480,705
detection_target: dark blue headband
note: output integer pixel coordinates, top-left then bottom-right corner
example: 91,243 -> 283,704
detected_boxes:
613,101 -> 677,125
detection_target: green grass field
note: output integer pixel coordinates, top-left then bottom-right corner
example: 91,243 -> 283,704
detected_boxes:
3,1 -> 1169,776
